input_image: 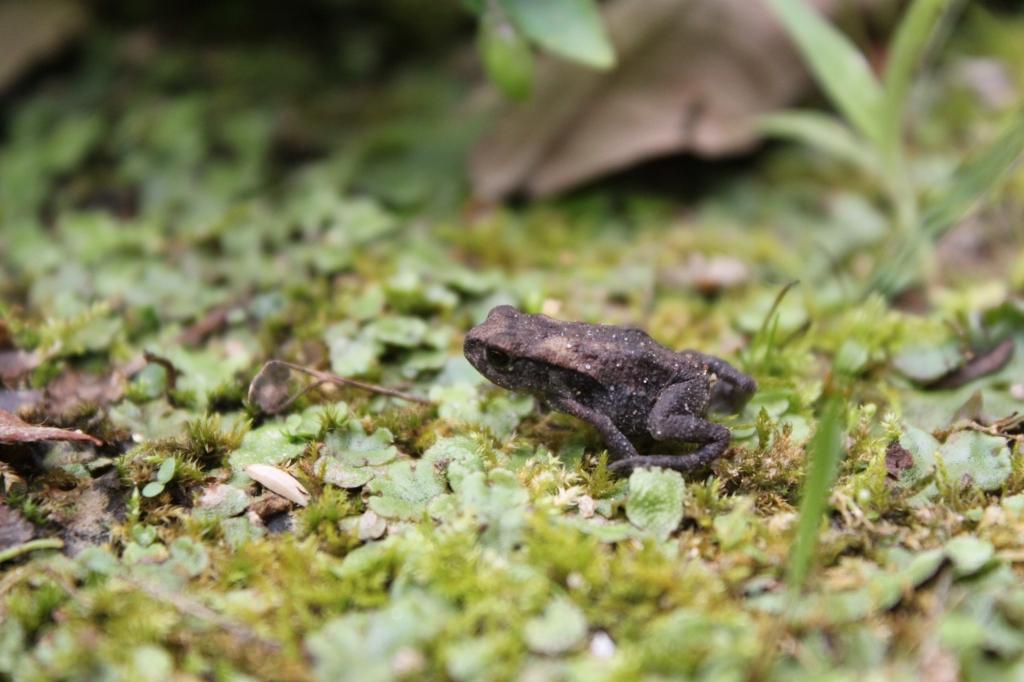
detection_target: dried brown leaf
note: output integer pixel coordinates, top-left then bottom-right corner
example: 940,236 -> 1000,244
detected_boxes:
0,409 -> 102,446
40,369 -> 125,418
470,0 -> 888,200
885,441 -> 914,481
0,0 -> 86,94
927,339 -> 1015,391
247,361 -> 295,414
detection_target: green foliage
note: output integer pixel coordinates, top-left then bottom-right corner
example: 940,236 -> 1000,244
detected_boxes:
1,8 -> 1023,680
366,460 -> 447,520
765,0 -> 1024,295
141,458 -> 176,498
498,0 -> 614,69
787,391 -> 845,591
523,597 -> 588,654
479,8 -> 535,100
624,468 -> 686,541
766,0 -> 887,144
468,0 -> 614,99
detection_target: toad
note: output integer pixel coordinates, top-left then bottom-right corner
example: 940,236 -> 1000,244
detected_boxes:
464,305 -> 756,474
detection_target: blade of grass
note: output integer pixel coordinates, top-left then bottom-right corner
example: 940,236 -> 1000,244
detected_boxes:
759,111 -> 882,177
922,109 -> 1024,237
866,110 -> 1024,296
882,0 -> 960,146
787,391 -> 845,592
767,0 -> 885,146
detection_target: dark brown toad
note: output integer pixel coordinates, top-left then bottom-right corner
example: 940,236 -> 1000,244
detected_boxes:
464,305 -> 756,474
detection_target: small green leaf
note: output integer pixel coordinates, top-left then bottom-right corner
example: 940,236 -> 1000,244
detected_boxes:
940,431 -> 1011,492
499,0 -> 614,69
324,422 -> 398,467
524,598 -> 588,655
327,331 -> 380,377
882,0 -> 959,147
228,421 -> 306,471
317,457 -> 376,489
363,316 -> 429,348
835,339 -> 870,375
896,424 -> 940,488
625,468 -> 685,541
891,340 -> 961,383
141,481 -> 165,498
480,10 -> 535,100
367,460 -> 447,520
168,537 -> 209,577
766,0 -> 885,145
156,457 -> 176,484
946,536 -> 994,577
194,483 -> 250,519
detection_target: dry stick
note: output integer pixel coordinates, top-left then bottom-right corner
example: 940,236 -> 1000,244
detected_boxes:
273,360 -> 433,406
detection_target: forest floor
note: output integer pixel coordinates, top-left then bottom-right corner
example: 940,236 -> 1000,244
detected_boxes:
3,7 -> 1024,681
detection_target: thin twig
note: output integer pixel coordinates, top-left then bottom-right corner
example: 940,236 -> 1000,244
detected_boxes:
275,360 -> 433,405
264,379 -> 329,415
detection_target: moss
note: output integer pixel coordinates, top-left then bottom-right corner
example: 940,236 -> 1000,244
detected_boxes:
2,10 -> 1024,680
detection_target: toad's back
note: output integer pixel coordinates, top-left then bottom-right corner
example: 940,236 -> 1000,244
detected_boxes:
537,320 -> 700,433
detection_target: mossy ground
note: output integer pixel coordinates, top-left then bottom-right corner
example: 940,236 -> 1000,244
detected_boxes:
3,7 -> 1024,681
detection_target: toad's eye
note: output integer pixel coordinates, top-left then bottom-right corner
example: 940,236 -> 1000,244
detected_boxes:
486,348 -> 513,370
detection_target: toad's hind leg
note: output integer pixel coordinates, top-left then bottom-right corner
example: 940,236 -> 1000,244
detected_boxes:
608,380 -> 730,475
682,351 -> 757,413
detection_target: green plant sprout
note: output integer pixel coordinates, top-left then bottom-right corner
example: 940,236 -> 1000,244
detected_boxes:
142,457 -> 176,498
763,0 -> 1024,296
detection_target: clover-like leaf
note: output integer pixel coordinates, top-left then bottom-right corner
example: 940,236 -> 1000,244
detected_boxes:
625,468 -> 685,541
455,469 -> 529,550
316,456 -> 376,489
284,403 -> 346,441
940,431 -> 1011,492
367,460 -> 446,520
524,598 -> 588,655
326,329 -> 381,377
891,340 -> 961,383
163,347 -> 249,409
166,537 -> 209,578
194,483 -> 250,519
324,421 -> 398,467
430,382 -> 533,439
422,435 -> 485,492
228,421 -> 306,471
946,536 -> 995,577
363,316 -> 428,348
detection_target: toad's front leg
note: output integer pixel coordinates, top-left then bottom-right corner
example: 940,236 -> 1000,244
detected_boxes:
608,380 -> 729,475
551,397 -> 640,461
